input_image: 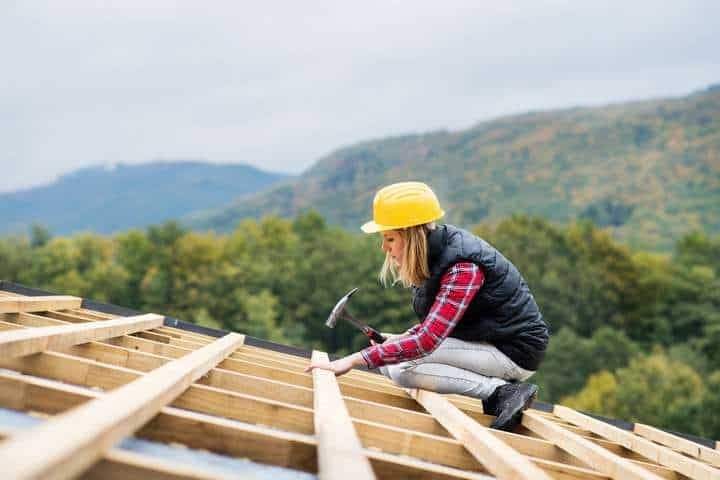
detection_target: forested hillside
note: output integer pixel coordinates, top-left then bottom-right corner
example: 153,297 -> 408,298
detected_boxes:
2,213 -> 718,438
0,161 -> 289,235
192,85 -> 720,250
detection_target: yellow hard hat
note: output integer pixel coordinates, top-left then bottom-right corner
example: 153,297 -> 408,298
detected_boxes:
361,181 -> 445,233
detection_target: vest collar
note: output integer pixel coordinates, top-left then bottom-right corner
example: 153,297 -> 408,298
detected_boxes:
427,224 -> 447,267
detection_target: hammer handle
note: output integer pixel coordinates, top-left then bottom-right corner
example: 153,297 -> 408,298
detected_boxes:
365,327 -> 386,344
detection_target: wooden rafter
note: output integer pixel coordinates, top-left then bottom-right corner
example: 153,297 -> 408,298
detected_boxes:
633,423 -> 720,470
1,289 -> 715,480
311,351 -> 376,479
0,351 -> 604,479
555,406 -> 720,480
0,426 -> 228,480
0,295 -> 82,314
407,388 -> 552,480
0,332 -> 243,479
0,370 -> 493,480
0,313 -> 164,358
522,409 -> 664,480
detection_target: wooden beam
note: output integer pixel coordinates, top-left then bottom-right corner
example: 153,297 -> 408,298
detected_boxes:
0,426 -> 231,480
105,334 -> 189,358
407,388 -> 552,480
217,356 -> 423,411
2,311 -> 66,327
1,321 -> 444,434
71,308 -> 115,320
0,332 -> 243,480
154,326 -> 213,343
0,314 -> 164,358
3,340 -> 664,477
1,315 -> 647,473
232,347 -> 485,415
312,351 -> 376,479
0,296 -> 82,314
0,371 -> 493,480
366,449 -> 493,480
555,406 -> 720,480
522,409 -> 664,480
133,331 -> 206,350
634,423 -> 720,470
0,320 -> 22,331
0,354 -> 596,479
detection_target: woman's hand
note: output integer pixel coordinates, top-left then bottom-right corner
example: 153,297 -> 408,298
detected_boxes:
304,352 -> 366,377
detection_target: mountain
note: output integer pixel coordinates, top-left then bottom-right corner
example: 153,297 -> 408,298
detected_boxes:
190,85 -> 720,250
0,161 -> 289,235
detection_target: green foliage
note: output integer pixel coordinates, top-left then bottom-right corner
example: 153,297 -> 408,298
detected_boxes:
580,199 -> 635,227
29,224 -> 52,248
563,352 -> 707,435
561,371 -> 618,414
533,327 -> 639,402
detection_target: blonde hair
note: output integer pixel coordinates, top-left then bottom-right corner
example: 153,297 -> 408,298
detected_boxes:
379,223 -> 435,288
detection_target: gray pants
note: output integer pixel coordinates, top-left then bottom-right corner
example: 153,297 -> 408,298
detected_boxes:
379,337 -> 535,400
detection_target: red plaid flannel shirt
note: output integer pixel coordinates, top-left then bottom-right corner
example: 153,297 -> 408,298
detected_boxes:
360,262 -> 484,369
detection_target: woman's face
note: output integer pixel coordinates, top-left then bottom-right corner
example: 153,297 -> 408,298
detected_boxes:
381,230 -> 405,267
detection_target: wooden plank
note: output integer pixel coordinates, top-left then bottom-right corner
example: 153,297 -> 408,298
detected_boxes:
3,311 -> 67,327
104,335 -> 190,358
522,409 -> 664,480
132,330 -> 209,350
556,406 -> 720,480
0,426 -> 229,480
0,349 -> 317,435
528,457 -> 609,480
0,322 -> 618,471
407,388 -> 552,480
71,308 -> 115,320
217,356 -> 423,411
235,345 -> 482,411
0,314 -> 164,358
0,295 -> 82,313
0,320 -> 22,331
5,323 -> 435,431
634,423 -> 720,469
312,351 -> 376,479
0,371 -> 492,480
365,449 -> 494,480
0,353 -> 594,479
355,416 -> 607,478
154,326 -> 213,343
0,332 -> 244,480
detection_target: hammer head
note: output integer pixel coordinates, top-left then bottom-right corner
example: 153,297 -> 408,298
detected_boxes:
325,287 -> 359,328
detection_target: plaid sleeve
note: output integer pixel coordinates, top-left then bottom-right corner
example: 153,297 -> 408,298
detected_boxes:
361,262 -> 484,369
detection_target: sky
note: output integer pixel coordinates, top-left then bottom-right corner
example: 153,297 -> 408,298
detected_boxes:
1,1 -> 719,193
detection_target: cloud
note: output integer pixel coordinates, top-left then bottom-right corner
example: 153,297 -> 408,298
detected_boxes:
1,0 -> 719,192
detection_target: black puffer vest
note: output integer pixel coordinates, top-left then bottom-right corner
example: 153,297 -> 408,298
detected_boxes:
412,224 -> 549,371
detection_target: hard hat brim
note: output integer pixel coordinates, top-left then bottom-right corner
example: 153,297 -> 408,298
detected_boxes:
360,210 -> 445,234
360,220 -> 400,233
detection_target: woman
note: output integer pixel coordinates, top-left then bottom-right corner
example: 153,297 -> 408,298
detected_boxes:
305,181 -> 549,431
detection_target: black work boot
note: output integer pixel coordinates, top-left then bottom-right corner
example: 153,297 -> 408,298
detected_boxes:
489,382 -> 538,432
482,390 -> 501,417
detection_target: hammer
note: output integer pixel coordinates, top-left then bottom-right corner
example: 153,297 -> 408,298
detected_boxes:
326,288 -> 386,344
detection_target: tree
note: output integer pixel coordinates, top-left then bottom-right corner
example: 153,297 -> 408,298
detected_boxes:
29,224 -> 52,248
562,352 -> 705,436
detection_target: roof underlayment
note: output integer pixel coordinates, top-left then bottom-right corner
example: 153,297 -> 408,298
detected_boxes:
0,280 -> 718,480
